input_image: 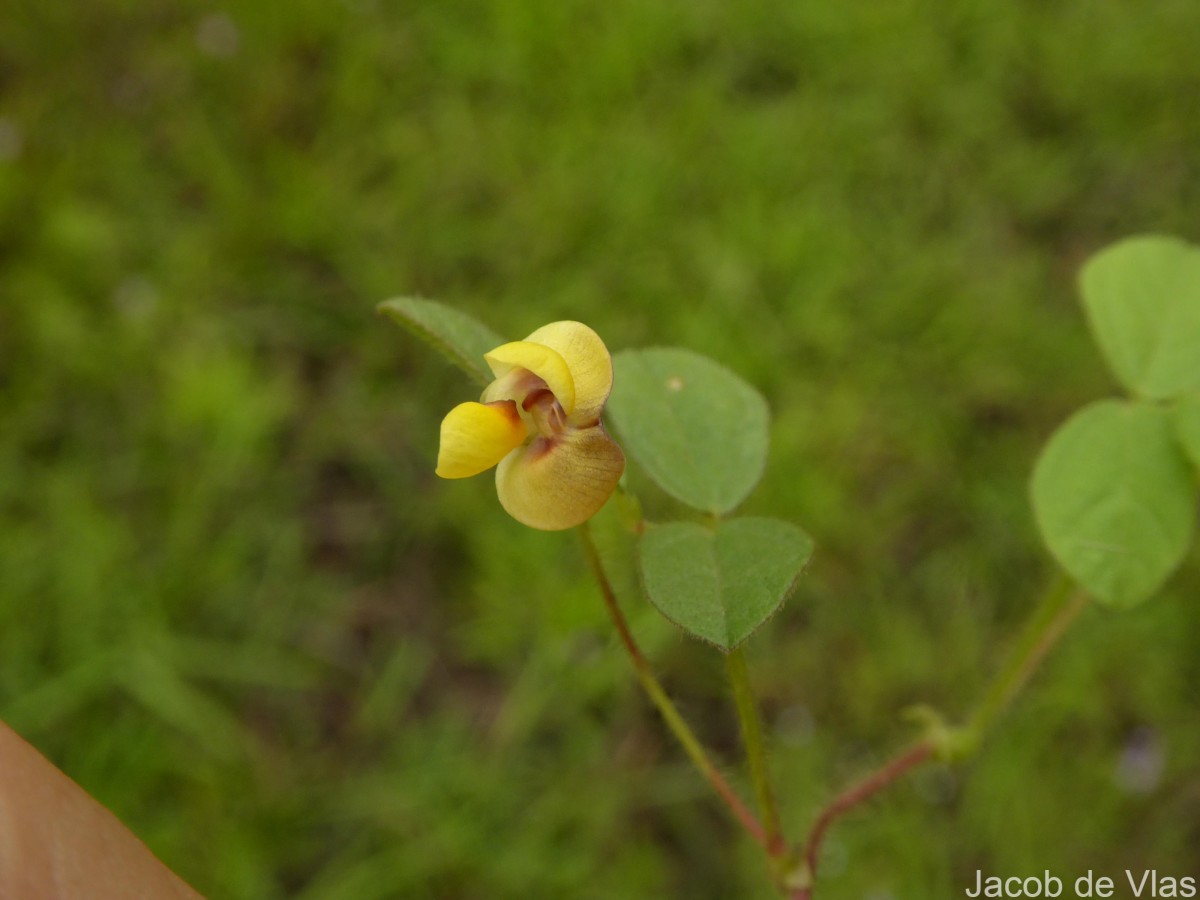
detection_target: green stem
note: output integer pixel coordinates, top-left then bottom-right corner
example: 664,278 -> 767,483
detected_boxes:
578,522 -> 769,851
726,646 -> 786,857
967,574 -> 1089,741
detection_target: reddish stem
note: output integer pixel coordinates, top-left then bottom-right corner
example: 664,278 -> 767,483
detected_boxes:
794,740 -> 936,899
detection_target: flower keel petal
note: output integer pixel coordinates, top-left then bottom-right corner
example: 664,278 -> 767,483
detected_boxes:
436,401 -> 527,479
484,341 -> 575,413
495,424 -> 625,530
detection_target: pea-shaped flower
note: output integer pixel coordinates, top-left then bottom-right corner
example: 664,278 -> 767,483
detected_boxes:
436,321 -> 625,530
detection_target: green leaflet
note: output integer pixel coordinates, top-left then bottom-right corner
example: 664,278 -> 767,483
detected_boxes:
1080,235 -> 1200,400
378,297 -> 504,386
639,517 -> 813,651
608,348 -> 769,514
1031,399 -> 1195,608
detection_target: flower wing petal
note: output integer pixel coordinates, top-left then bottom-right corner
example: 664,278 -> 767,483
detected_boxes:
521,321 -> 613,424
436,401 -> 527,479
495,424 -> 625,530
484,341 -> 575,413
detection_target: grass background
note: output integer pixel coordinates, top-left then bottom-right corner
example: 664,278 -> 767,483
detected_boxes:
2,1 -> 1199,897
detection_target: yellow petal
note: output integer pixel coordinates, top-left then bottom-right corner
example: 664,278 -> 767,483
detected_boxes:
484,341 -> 575,413
521,321 -> 613,424
436,401 -> 527,479
495,424 -> 625,530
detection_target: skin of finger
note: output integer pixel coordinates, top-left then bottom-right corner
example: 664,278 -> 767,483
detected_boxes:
0,721 -> 203,899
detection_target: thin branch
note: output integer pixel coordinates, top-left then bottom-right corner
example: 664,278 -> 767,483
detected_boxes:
794,741 -> 935,899
969,577 -> 1089,738
578,521 -> 769,850
727,645 -> 786,857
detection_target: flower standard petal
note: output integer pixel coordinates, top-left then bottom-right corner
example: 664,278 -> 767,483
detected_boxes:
494,423 -> 625,530
484,341 -> 575,413
521,321 -> 613,424
436,401 -> 527,479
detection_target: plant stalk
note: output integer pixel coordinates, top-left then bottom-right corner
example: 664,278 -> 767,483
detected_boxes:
792,740 -> 935,898
578,522 -> 769,850
726,645 -> 786,857
968,574 -> 1089,740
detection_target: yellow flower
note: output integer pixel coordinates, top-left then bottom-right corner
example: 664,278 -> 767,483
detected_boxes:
436,321 -> 626,530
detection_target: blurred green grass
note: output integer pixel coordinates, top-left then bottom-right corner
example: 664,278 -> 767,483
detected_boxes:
2,1 -> 1199,897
